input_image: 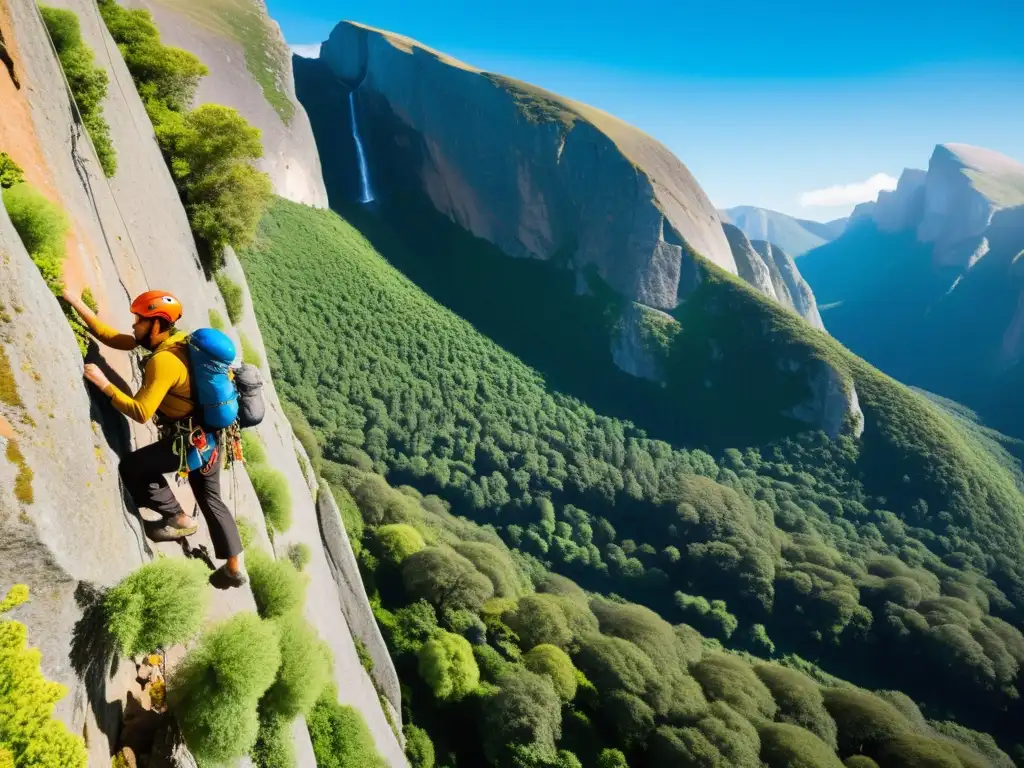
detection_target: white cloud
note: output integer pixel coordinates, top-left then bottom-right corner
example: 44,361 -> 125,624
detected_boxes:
799,173 -> 898,208
290,43 -> 322,59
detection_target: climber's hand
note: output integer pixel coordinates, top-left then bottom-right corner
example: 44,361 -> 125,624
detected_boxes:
84,363 -> 110,391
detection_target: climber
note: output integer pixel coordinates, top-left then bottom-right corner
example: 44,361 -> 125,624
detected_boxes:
0,26 -> 20,89
63,289 -> 247,590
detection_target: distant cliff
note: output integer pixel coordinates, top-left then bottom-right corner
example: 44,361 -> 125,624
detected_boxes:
799,143 -> 1024,438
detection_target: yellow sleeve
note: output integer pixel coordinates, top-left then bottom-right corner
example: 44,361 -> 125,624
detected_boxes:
104,351 -> 186,423
86,316 -> 137,351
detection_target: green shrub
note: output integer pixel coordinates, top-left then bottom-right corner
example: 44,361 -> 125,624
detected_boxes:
417,631 -> 479,700
354,637 -> 374,674
261,612 -> 331,719
287,542 -> 312,571
504,593 -> 572,650
692,653 -> 778,721
0,586 -> 88,767
402,547 -> 493,612
3,183 -> 68,291
822,688 -> 911,758
157,104 -> 272,253
237,517 -> 258,550
754,663 -> 837,747
481,666 -> 562,766
104,558 -> 210,656
597,748 -> 629,768
877,733 -> 962,767
759,722 -> 845,768
241,333 -> 262,367
251,711 -> 295,768
376,523 -> 427,565
404,723 -> 435,768
242,431 -> 268,466
307,686 -> 388,768
208,308 -> 226,331
523,643 -> 577,701
214,272 -> 244,324
248,463 -> 292,533
96,0 -> 206,117
844,758 -> 879,768
168,612 -> 281,765
247,548 -> 307,619
0,152 -> 25,188
40,7 -> 116,176
282,401 -> 324,474
383,600 -> 439,656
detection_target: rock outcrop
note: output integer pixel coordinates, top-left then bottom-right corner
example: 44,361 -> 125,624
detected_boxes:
751,239 -> 825,330
128,0 -> 329,208
723,222 -> 779,302
314,21 -> 736,313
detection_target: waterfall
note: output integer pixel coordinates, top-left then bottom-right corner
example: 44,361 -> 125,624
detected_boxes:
349,91 -> 375,204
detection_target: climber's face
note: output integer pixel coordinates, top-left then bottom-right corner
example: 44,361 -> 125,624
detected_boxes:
132,314 -> 155,348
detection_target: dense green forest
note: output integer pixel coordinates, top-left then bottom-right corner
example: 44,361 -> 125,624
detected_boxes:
240,197 -> 1024,763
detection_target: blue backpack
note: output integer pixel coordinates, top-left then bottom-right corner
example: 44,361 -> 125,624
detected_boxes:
187,328 -> 240,430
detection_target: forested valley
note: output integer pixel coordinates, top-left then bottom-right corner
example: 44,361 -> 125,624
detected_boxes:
241,197 -> 1024,767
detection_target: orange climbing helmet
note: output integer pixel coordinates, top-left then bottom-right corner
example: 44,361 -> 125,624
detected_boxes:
130,290 -> 183,325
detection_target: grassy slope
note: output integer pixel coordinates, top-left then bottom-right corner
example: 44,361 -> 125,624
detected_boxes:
148,0 -> 294,123
241,198 -> 1024,748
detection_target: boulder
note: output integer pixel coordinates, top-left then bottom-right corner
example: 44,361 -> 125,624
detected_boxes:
314,21 -> 736,313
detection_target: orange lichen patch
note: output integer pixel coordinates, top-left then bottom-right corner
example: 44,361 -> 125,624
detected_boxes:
0,0 -> 111,319
0,414 -> 14,439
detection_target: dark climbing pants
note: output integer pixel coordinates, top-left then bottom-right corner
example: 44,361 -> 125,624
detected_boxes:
120,434 -> 242,559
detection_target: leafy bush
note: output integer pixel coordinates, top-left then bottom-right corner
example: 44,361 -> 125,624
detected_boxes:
237,517 -> 258,549
261,612 -> 331,719
376,523 -> 427,565
104,558 -> 210,656
97,0 -> 206,117
214,272 -> 244,324
523,643 -> 577,701
759,722 -> 845,768
0,152 -> 25,188
156,104 -> 272,254
481,667 -> 562,767
0,585 -> 88,767
3,183 -> 68,291
307,686 -> 388,768
822,688 -> 910,758
404,723 -> 436,768
242,431 -> 268,466
248,463 -> 292,533
674,591 -> 739,639
247,548 -> 307,619
648,702 -> 761,767
168,612 -> 281,764
241,333 -> 262,368
402,547 -> 493,612
597,748 -> 629,768
251,711 -> 295,768
754,663 -> 837,747
843,758 -> 879,768
417,631 -> 479,700
504,594 -> 572,650
208,308 -> 226,331
287,542 -> 312,571
693,653 -> 778,721
40,7 -> 116,176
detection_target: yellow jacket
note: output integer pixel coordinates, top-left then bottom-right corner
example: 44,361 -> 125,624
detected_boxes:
88,317 -> 193,423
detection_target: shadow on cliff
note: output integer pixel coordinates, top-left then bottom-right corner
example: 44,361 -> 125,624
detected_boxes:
70,581 -> 125,759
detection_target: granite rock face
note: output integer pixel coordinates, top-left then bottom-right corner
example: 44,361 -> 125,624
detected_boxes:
128,0 -> 329,207
317,21 -> 736,312
724,222 -> 778,302
752,240 -> 825,330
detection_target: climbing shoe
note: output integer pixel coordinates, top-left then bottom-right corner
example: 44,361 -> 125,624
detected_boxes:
209,565 -> 248,590
147,521 -> 198,542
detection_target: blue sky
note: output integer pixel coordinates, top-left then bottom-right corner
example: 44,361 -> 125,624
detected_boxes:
270,0 -> 1024,221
